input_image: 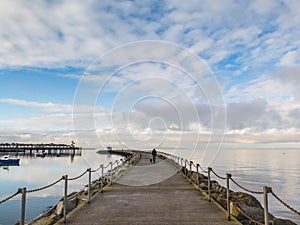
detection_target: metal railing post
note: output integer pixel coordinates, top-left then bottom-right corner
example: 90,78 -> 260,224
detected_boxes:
196,164 -> 200,190
264,186 -> 271,225
116,160 -> 119,175
100,164 -> 104,193
63,175 -> 68,223
226,173 -> 231,221
189,161 -> 193,183
184,160 -> 187,176
19,187 -> 26,225
110,162 -> 113,184
208,167 -> 211,202
88,168 -> 91,203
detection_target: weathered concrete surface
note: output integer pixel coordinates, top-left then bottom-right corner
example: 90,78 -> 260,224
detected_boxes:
58,153 -> 241,225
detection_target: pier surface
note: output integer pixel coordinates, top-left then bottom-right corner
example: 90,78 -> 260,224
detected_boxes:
59,153 -> 241,225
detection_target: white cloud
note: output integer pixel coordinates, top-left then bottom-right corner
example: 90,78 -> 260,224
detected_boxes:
0,0 -> 298,76
278,50 -> 299,67
0,98 -> 73,112
0,0 -> 300,146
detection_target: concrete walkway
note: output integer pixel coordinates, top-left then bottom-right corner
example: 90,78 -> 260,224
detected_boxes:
60,153 -> 241,225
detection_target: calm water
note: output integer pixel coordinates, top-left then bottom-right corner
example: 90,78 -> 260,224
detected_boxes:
0,149 -> 122,225
196,148 -> 300,224
160,147 -> 300,224
1,148 -> 300,224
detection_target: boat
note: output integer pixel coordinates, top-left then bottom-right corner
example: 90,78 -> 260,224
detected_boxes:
0,155 -> 20,165
34,152 -> 46,157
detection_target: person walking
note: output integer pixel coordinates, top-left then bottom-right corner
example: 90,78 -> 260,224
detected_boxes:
152,148 -> 157,163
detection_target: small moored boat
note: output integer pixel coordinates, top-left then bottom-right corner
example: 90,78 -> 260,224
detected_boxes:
0,155 -> 20,165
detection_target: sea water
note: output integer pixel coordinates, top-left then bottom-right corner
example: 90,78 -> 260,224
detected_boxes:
0,148 -> 299,225
172,147 -> 300,224
0,149 -> 122,225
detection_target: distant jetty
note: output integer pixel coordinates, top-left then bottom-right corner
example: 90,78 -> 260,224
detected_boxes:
0,142 -> 82,157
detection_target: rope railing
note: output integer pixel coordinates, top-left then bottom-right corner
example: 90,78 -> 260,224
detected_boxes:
198,163 -> 208,173
163,151 -> 299,225
235,204 -> 264,225
0,151 -> 137,225
91,164 -> 102,173
191,161 -> 197,168
27,177 -> 64,193
103,163 -> 110,169
229,176 -> 264,195
270,189 -> 300,216
0,190 -> 20,204
211,168 -> 226,180
67,169 -> 88,181
2,150 -> 299,225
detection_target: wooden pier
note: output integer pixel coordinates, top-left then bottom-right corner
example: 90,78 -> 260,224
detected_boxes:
0,143 -> 82,157
57,152 -> 241,225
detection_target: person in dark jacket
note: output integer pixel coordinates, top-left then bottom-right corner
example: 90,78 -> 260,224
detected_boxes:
152,148 -> 157,163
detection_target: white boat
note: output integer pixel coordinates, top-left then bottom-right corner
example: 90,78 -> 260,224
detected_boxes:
0,155 -> 20,165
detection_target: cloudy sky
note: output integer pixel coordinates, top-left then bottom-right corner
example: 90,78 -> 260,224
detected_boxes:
0,0 -> 300,149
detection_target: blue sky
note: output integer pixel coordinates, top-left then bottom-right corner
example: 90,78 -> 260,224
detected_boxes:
0,0 -> 300,148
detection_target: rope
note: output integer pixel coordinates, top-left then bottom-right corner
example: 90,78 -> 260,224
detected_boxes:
68,170 -> 88,181
270,189 -> 300,216
198,164 -> 208,173
26,177 -> 63,193
211,169 -> 226,180
190,161 -> 208,173
229,177 -> 263,195
91,165 -> 101,173
235,205 -> 264,225
103,163 -> 110,169
0,190 -> 20,204
190,161 -> 196,169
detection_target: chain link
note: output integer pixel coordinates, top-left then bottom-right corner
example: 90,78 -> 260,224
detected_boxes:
27,177 -> 63,193
230,177 -> 264,195
270,189 -> 300,216
211,168 -> 226,180
0,190 -> 20,204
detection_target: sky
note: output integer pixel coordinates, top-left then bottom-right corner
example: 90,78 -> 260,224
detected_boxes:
0,0 -> 300,150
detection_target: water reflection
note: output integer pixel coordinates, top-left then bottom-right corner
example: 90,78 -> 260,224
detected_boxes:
1,148 -> 299,224
0,149 -> 121,196
0,149 -> 123,225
